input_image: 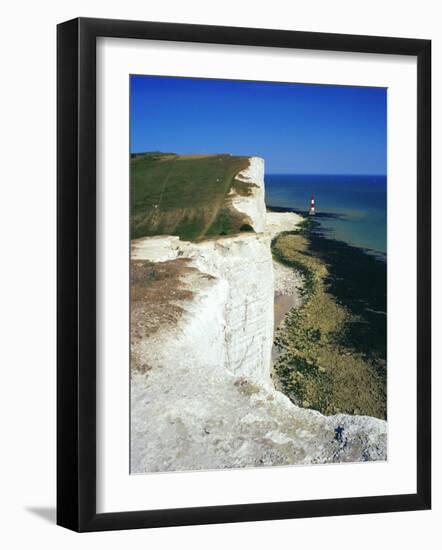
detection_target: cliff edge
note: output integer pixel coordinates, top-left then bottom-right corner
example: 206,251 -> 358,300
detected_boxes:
130,156 -> 387,473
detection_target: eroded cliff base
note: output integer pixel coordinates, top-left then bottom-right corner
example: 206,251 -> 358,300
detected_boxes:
130,230 -> 386,474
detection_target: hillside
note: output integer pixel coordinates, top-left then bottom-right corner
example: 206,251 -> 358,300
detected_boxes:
130,152 -> 256,240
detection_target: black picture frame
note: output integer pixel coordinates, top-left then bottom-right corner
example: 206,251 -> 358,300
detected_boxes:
57,17 -> 431,532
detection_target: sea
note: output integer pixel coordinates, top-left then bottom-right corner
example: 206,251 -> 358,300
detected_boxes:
265,174 -> 387,257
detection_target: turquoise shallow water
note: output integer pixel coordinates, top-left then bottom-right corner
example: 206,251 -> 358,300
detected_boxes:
265,174 -> 387,255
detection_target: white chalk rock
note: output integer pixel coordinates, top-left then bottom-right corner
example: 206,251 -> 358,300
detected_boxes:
230,157 -> 267,233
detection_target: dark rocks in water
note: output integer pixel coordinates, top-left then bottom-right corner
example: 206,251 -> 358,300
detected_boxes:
267,205 -> 346,220
307,223 -> 387,362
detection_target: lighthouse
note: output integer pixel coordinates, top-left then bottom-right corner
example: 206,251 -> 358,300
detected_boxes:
309,193 -> 315,216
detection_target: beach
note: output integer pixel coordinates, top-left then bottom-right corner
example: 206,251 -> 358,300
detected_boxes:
269,214 -> 387,419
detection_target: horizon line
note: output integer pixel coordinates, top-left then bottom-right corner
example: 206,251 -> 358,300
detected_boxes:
129,152 -> 386,178
265,172 -> 387,177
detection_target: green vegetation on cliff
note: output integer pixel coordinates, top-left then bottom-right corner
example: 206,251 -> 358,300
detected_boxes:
131,152 -> 253,240
272,221 -> 387,419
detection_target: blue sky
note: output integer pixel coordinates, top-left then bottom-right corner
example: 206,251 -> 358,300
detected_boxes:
130,75 -> 386,175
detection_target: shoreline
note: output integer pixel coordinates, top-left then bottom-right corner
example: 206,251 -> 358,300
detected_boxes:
269,213 -> 387,420
267,204 -> 387,261
131,225 -> 387,471
129,156 -> 387,472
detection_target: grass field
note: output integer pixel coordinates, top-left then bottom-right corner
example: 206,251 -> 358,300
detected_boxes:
130,152 -> 253,241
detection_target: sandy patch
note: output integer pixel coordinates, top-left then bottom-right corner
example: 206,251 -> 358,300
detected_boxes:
266,210 -> 303,238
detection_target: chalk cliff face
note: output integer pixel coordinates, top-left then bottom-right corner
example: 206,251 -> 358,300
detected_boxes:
229,157 -> 267,233
131,157 -> 387,473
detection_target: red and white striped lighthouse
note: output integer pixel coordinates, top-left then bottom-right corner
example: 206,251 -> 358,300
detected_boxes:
309,193 -> 315,216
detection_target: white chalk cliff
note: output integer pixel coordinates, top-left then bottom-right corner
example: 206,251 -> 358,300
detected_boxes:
131,157 -> 387,473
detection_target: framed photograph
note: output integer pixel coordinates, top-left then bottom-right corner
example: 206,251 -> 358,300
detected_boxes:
57,17 -> 431,532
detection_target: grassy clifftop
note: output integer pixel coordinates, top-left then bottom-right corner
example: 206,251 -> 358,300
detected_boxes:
131,152 -> 254,241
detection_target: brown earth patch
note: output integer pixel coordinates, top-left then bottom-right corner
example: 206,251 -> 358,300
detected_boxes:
131,259 -> 194,356
130,258 -> 216,373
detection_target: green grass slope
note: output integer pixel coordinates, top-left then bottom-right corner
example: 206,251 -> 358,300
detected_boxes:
130,152 -> 254,241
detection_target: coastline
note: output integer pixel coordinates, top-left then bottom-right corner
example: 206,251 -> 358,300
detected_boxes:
269,211 -> 387,420
129,156 -> 387,473
267,204 -> 387,261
